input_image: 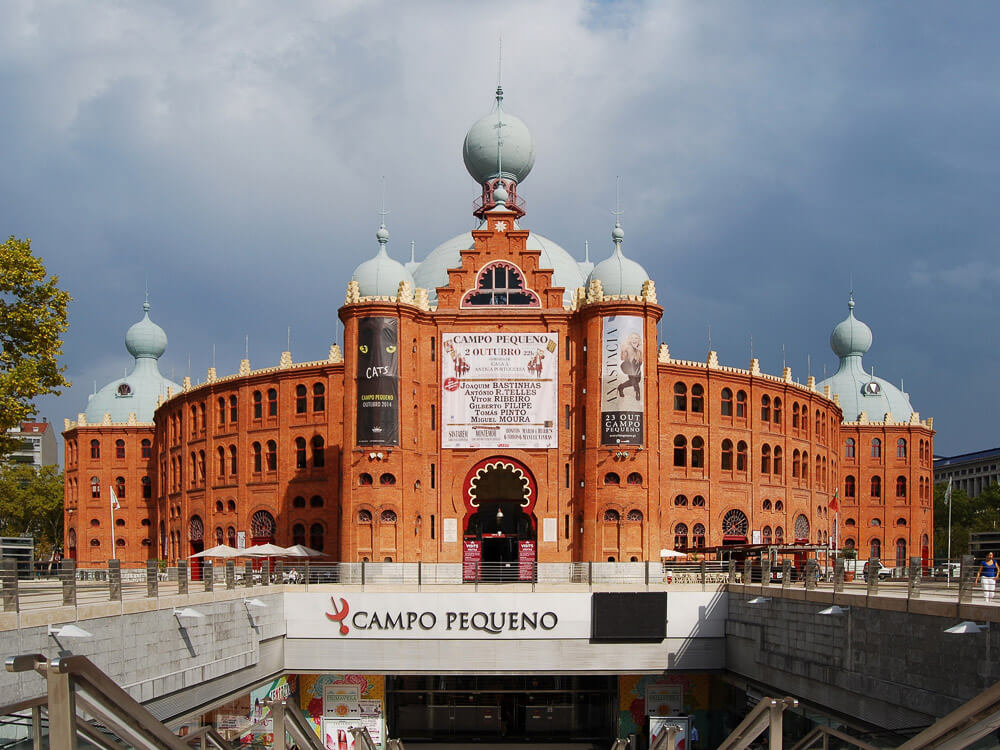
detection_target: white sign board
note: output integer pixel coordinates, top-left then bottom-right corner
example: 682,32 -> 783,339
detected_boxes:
543,517 -> 557,543
286,592 -> 591,639
441,332 -> 558,448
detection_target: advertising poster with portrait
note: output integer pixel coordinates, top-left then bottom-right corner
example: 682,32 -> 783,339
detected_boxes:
441,332 -> 558,449
356,317 -> 399,446
600,316 -> 644,445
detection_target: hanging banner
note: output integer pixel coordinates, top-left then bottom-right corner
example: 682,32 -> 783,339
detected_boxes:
441,332 -> 558,449
601,316 -> 644,445
356,318 -> 399,446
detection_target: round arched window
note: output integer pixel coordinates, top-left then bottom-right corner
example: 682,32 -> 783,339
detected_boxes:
380,510 -> 397,523
603,509 -> 620,522
794,514 -> 810,541
251,510 -> 276,538
189,516 -> 204,542
722,509 -> 749,537
626,509 -> 643,522
358,510 -> 373,523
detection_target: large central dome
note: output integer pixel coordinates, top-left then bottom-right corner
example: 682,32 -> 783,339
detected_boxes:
462,85 -> 536,185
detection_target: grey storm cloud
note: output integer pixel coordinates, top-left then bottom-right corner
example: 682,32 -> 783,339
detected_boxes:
1,0 -> 997,455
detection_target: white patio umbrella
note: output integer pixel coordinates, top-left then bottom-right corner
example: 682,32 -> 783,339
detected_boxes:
659,549 -> 687,558
283,544 -> 327,558
242,543 -> 290,557
190,544 -> 241,559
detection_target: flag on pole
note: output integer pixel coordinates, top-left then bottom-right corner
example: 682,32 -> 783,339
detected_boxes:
945,477 -> 953,505
110,485 -> 121,511
829,488 -> 839,513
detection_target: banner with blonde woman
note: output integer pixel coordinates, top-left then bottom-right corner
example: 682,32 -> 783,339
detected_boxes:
600,316 -> 644,445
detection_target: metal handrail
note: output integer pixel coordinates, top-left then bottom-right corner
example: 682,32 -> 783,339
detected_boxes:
716,696 -> 798,750
788,724 -> 879,750
281,699 -> 325,750
183,724 -> 234,749
897,678 -> 1000,750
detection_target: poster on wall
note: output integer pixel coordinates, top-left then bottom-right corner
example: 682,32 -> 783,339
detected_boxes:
645,684 -> 684,715
441,332 -> 558,449
462,539 -> 481,582
600,316 -> 644,446
356,317 -> 399,446
518,540 -> 536,581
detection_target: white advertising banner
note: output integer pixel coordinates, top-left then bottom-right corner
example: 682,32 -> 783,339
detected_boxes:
286,592 -> 591,640
441,332 -> 558,449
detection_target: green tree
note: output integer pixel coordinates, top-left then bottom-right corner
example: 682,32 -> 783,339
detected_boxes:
934,481 -> 1000,558
0,463 -> 64,557
0,236 -> 71,456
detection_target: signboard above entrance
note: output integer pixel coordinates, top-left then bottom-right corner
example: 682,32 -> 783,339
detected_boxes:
441,332 -> 558,449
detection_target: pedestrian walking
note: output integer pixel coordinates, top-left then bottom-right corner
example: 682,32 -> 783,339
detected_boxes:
975,552 -> 998,602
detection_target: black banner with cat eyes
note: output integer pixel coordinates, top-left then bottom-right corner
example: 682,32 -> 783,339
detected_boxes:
356,317 -> 399,446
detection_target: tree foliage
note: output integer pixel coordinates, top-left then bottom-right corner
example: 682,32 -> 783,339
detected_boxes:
934,481 -> 1000,558
0,236 -> 71,455
0,463 -> 64,557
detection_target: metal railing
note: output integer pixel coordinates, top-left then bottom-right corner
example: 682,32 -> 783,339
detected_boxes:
717,696 -> 798,750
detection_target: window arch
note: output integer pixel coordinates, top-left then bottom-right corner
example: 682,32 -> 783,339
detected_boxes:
844,438 -> 855,458
845,475 -> 856,498
897,438 -> 907,458
736,390 -> 747,418
626,472 -> 642,485
296,384 -> 307,414
358,509 -> 373,523
801,451 -> 809,483
722,509 -> 749,539
380,510 -> 398,523
603,509 -> 620,522
871,476 -> 882,499
215,500 -> 224,512
792,449 -> 800,478
895,538 -> 906,567
90,439 -> 101,459
736,441 -> 748,472
775,526 -> 784,543
626,509 -> 643,522
359,473 -> 373,486
896,517 -> 907,527
774,500 -> 784,512
692,523 -> 706,548
461,260 -> 541,307
295,437 -> 307,468
674,494 -> 688,507
141,438 -> 151,458
217,446 -> 225,477
310,523 -> 325,551
265,440 -> 277,471
227,499 -> 236,512
229,445 -> 238,475
292,523 -> 306,546
310,495 -> 324,508
673,382 -> 687,411
870,537 -> 882,560
773,446 -> 783,477
91,476 -> 100,498
691,436 -> 705,468
763,499 -> 772,511
313,383 -> 325,412
253,391 -> 262,419
721,439 -> 734,470
142,475 -> 151,499
115,439 -> 125,459
229,395 -> 238,422
673,435 -> 687,467
772,397 -> 781,424
312,436 -> 325,467
871,438 -> 882,458
252,442 -> 262,473
692,495 -> 705,507
896,475 -> 907,498
762,526 -> 772,544
761,395 -> 771,422
794,514 -> 810,542
760,444 -> 771,474
293,496 -> 306,509
266,388 -> 277,416
721,388 -> 733,416
251,510 -> 276,540
115,476 -> 125,499
604,472 -> 621,486
189,515 -> 204,542
218,397 -> 226,425
379,473 -> 396,486
674,523 -> 688,550
691,384 -> 704,413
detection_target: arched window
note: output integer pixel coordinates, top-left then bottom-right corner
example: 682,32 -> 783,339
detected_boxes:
794,514 -> 810,542
90,439 -> 101,459
760,444 -> 771,474
229,445 -> 238,475
253,391 -> 262,419
310,495 -> 324,508
379,473 -> 396,485
189,515 -> 204,543
252,442 -> 262,473
250,510 -> 276,542
91,476 -> 100,498
673,382 -> 687,411
674,494 -> 688,507
691,384 -> 704,413
763,499 -> 772,511
896,517 -> 907,527
774,500 -> 784,512
359,509 -> 373,523
692,495 -> 705,507
871,438 -> 882,458
292,523 -> 306,546
793,403 -> 801,428
801,451 -> 809,483
773,446 -> 783,477
293,496 -> 306,509
296,384 -> 307,414
673,435 -> 687,467
845,437 -> 855,458
229,395 -> 238,422
310,523 -> 325,551
604,472 -> 621,486
190,405 -> 198,436
218,397 -> 226,425
736,441 -> 748,472
227,526 -> 236,547
227,499 -> 236,512
762,526 -> 772,544
627,509 -> 643,522
870,538 -> 882,560
313,383 -> 325,412
760,395 -> 771,422
792,449 -> 800,478
736,390 -> 747,418
295,437 -> 307,468
215,500 -> 223,512
692,523 -> 706,548
626,472 -> 642,485
896,476 -> 907,498
897,438 -> 907,458
265,440 -> 277,471
141,438 -> 151,458
896,538 -> 906,567
775,526 -> 784,543
267,388 -> 278,417
721,388 -> 733,416
359,473 -> 373,486
722,509 -> 749,539
380,510 -> 397,523
871,476 -> 882,499
691,436 -> 705,468
217,447 -> 225,476
461,260 -> 541,306
674,523 -> 688,550
115,476 -> 125,499
312,436 -> 325,467
845,475 -> 856,497
142,476 -> 151,499
115,439 -> 125,459
773,397 -> 781,424
215,526 -> 224,545
845,517 -> 856,527
721,439 -> 734,470
603,509 -> 620,522
801,410 -> 808,435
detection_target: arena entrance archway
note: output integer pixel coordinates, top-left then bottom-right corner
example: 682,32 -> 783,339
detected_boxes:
462,458 -> 537,581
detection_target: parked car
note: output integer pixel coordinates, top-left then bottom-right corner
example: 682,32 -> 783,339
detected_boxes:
862,561 -> 892,581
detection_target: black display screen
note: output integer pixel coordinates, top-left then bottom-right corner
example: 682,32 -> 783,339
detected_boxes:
591,592 -> 667,642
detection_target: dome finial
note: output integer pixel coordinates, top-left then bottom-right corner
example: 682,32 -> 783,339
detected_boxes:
611,176 -> 625,250
848,290 -> 855,311
376,177 -> 390,248
143,277 -> 150,313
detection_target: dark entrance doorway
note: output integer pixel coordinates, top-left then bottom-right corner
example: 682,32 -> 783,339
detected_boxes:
462,461 -> 536,581
388,675 -> 617,743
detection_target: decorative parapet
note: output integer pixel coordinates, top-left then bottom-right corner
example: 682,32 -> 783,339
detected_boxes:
884,411 -> 893,423
182,376 -> 191,391
102,412 -> 112,425
586,278 -> 603,304
397,280 -> 414,305
206,367 -> 217,383
329,344 -> 343,363
156,396 -> 163,408
808,376 -> 816,391
658,344 -> 670,363
414,287 -> 430,311
279,351 -> 293,369
858,411 -> 869,424
833,393 -> 840,406
77,413 -> 87,426
127,412 -> 137,425
239,359 -> 251,377
750,358 -> 761,376
842,413 -> 934,429
823,384 -> 830,398
345,280 -> 361,304
707,350 -> 719,369
641,279 -> 657,304
574,287 -> 587,310
781,367 -> 791,383
64,418 -> 71,431
910,411 -> 921,425
927,417 -> 934,429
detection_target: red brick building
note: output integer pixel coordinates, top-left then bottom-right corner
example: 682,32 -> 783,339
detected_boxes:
63,88 -> 934,569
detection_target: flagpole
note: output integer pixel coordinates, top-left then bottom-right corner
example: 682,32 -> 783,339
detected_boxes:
946,477 -> 953,585
110,485 -> 116,560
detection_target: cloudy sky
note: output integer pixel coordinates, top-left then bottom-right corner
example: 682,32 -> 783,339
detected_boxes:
2,1 -> 997,457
